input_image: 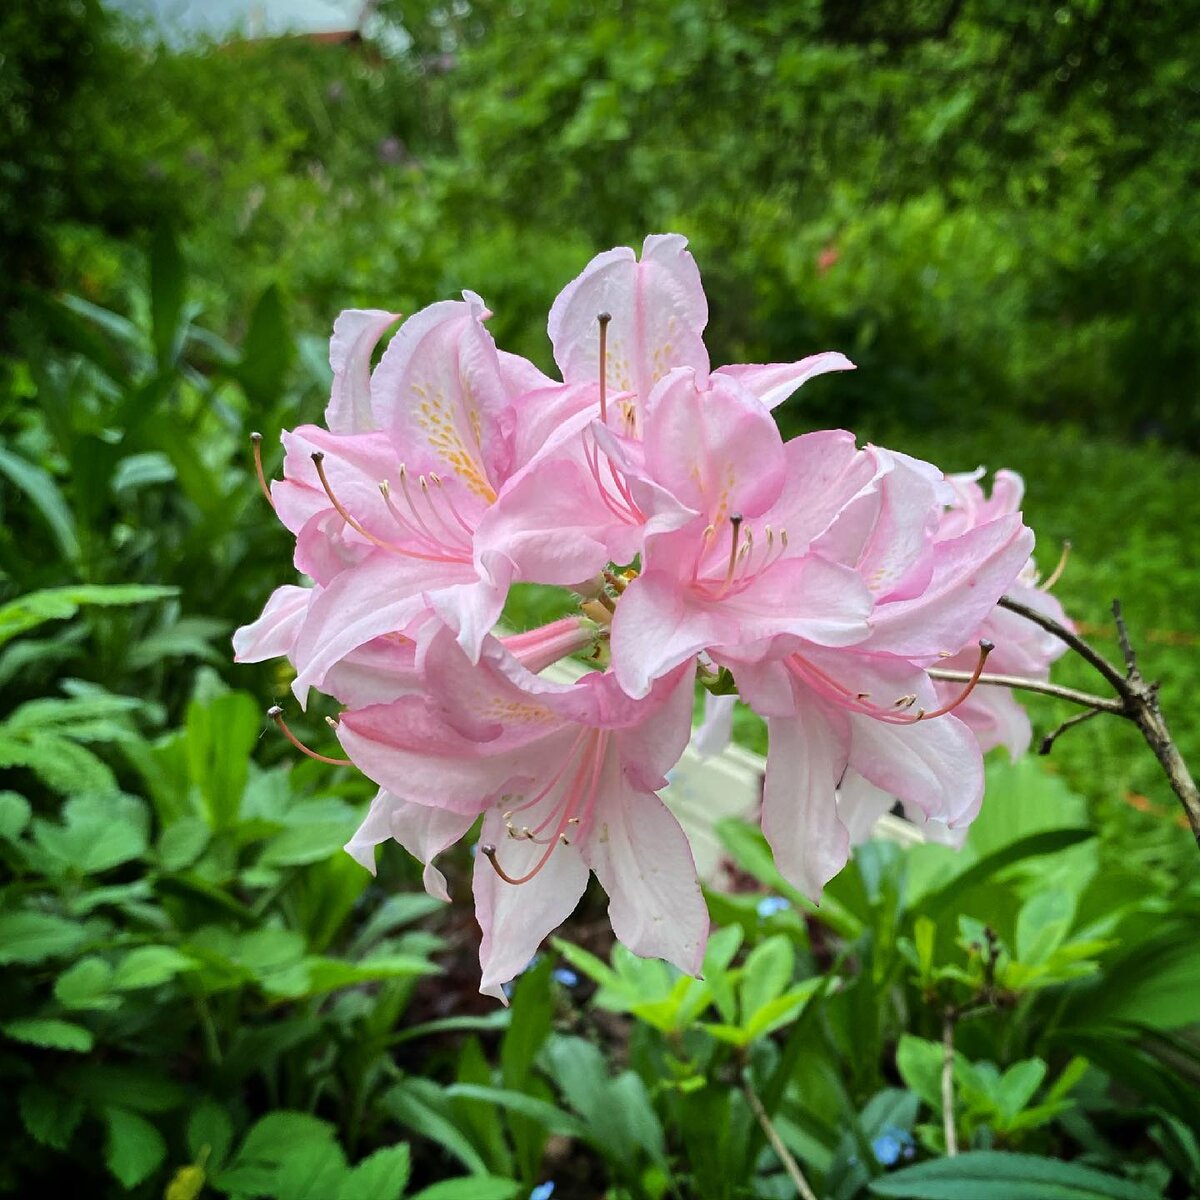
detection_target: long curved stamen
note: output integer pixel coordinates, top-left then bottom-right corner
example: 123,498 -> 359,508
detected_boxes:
268,705 -> 353,766
914,639 -> 994,721
378,480 -> 447,554
397,464 -> 447,547
427,472 -> 477,536
787,639 -> 994,726
312,452 -> 412,553
1041,540 -> 1071,591
597,311 -> 611,424
419,474 -> 473,550
250,433 -> 275,510
485,732 -> 607,883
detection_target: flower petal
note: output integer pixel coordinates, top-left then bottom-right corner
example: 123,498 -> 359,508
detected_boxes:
762,696 -> 851,900
582,762 -> 708,977
548,234 -> 709,398
325,309 -> 401,433
713,351 -> 855,411
474,808 -> 590,1000
232,585 -> 311,663
848,710 -> 983,828
345,788 -> 476,901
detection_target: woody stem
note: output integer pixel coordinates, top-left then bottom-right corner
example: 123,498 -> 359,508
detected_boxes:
995,594 -> 1200,848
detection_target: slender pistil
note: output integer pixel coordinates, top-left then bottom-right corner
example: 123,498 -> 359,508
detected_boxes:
268,705 -> 353,766
597,311 -> 612,423
915,640 -> 995,721
250,432 -> 275,509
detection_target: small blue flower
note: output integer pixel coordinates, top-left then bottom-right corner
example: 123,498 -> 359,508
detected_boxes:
530,1183 -> 556,1200
756,895 -> 792,918
552,967 -> 579,987
872,1126 -> 915,1167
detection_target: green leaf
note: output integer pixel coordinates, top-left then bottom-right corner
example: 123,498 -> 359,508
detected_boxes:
186,691 -> 260,831
383,1080 -> 490,1175
158,816 -> 211,871
896,1036 -> 948,1111
916,829 -> 1095,921
741,934 -> 794,1024
0,585 -> 176,649
445,1084 -> 589,1140
0,731 -> 119,796
270,1137 -> 349,1200
150,225 -> 187,370
3,1017 -> 93,1052
1016,889 -> 1076,965
104,1106 -> 168,1190
336,1145 -> 412,1200
867,1150 -> 1161,1198
0,791 -> 31,840
55,956 -> 116,1009
113,945 -> 196,990
187,1098 -> 234,1169
19,1083 -> 84,1149
407,1180 -> 521,1200
34,794 -> 149,872
236,283 -> 295,406
0,446 -> 78,561
0,910 -> 85,964
257,798 -> 360,867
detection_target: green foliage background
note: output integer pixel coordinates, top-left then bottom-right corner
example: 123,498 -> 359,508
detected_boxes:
1,0 -> 1198,1195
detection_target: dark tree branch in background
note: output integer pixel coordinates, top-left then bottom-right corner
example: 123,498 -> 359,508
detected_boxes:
992,594 -> 1200,847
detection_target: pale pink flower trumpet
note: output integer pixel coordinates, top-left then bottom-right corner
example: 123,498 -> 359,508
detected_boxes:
237,232 -> 1061,998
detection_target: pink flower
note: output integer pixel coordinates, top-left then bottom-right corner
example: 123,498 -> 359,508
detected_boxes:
931,469 -> 1072,757
236,293 -> 570,700
338,627 -> 707,999
237,231 -> 1044,999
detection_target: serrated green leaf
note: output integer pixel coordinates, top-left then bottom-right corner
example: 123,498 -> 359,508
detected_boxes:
104,1106 -> 167,1189
55,956 -> 116,1009
0,585 -> 177,649
3,1018 -> 94,1052
187,1098 -> 234,1169
272,1136 -> 349,1200
19,1083 -> 85,1149
34,794 -> 149,872
0,910 -> 85,964
158,816 -> 211,871
336,1144 -> 411,1200
867,1149 -> 1160,1198
0,731 -> 118,796
113,945 -> 196,990
257,798 -> 360,868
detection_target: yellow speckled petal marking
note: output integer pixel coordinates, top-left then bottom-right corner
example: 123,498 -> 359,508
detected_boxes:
413,383 -> 497,502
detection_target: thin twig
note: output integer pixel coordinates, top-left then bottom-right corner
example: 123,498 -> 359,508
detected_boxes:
997,595 -> 1130,692
941,1007 -> 958,1157
998,593 -> 1200,847
1112,598 -> 1138,677
1039,706 -> 1104,754
927,669 -> 1122,714
743,1075 -> 819,1200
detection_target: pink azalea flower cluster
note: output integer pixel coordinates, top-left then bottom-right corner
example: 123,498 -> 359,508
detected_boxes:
235,235 -> 1063,999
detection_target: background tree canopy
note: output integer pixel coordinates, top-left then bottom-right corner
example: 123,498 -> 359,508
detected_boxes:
5,0 -> 1199,441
